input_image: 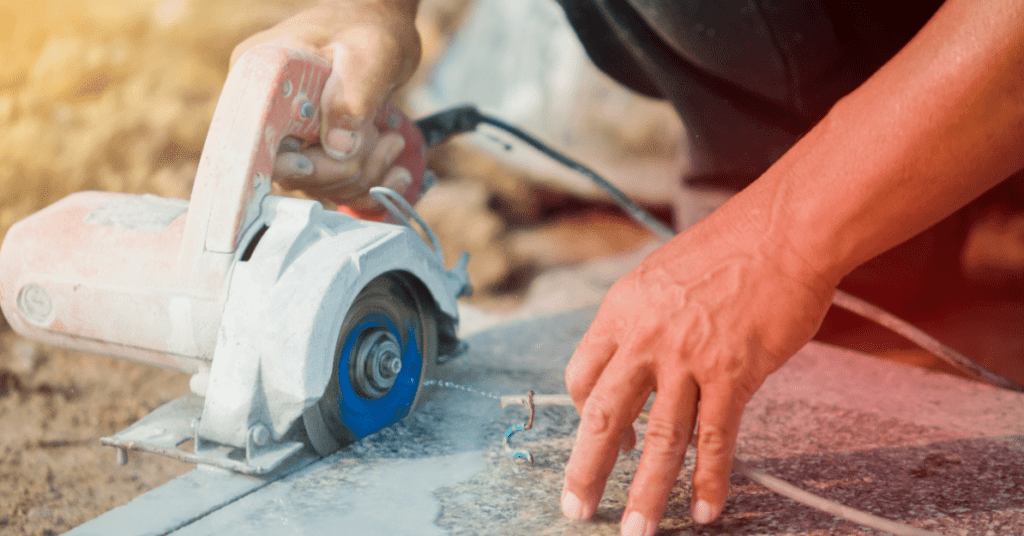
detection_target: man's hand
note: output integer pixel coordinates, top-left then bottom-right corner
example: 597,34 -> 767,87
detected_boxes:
561,0 -> 1024,533
232,0 -> 421,209
561,211 -> 834,535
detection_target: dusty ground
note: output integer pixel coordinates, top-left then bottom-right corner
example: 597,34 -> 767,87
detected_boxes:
0,0 -> 1022,534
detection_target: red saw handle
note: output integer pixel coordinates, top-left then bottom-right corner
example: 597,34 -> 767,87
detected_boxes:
187,45 -> 330,255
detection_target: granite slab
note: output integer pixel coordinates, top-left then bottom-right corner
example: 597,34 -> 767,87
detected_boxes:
73,307 -> 1024,535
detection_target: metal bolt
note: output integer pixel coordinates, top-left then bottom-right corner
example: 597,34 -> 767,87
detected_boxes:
299,101 -> 315,119
351,328 -> 402,399
380,352 -> 402,378
251,424 -> 271,448
281,79 -> 292,97
115,447 -> 128,466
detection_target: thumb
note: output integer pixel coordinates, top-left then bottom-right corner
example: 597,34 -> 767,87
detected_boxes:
319,27 -> 414,160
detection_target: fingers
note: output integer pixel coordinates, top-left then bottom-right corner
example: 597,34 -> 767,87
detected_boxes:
690,385 -> 747,524
619,373 -> 698,536
273,152 -> 314,188
562,353 -> 652,523
319,26 -> 406,158
276,130 -> 409,197
233,1 -> 420,162
565,306 -> 620,409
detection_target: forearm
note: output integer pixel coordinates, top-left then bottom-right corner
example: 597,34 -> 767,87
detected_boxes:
717,0 -> 1024,286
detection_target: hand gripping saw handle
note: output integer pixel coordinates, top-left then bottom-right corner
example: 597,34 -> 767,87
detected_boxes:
186,44 -> 425,261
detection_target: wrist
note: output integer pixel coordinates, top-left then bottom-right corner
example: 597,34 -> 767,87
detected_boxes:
688,191 -> 840,302
698,151 -> 848,294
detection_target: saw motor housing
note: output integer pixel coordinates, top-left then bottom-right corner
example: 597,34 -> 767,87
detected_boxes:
0,45 -> 468,474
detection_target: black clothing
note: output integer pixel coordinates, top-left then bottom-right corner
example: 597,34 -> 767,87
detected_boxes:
553,0 -> 944,189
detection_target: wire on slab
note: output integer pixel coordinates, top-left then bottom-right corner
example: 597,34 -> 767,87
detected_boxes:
732,459 -> 942,536
503,391 -> 535,462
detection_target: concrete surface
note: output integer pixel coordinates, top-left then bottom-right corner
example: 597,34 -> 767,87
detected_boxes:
68,306 -> 1024,535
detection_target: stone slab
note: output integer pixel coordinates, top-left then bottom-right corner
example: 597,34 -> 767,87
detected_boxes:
74,306 -> 1024,535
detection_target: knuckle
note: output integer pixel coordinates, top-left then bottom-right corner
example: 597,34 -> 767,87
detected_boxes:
643,416 -> 690,457
697,426 -> 733,458
579,398 -> 618,439
564,367 -> 587,399
347,23 -> 401,56
698,364 -> 762,405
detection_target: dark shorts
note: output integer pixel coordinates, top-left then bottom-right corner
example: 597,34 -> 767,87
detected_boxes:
553,0 -> 943,189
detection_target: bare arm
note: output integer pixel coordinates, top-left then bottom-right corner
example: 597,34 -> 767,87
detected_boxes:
562,1 -> 1024,535
751,0 -> 1024,285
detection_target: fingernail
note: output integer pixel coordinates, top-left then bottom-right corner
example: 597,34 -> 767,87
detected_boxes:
278,136 -> 303,153
561,491 -> 584,521
693,500 -> 713,524
620,511 -> 649,536
383,167 -> 413,194
323,128 -> 361,159
279,152 -> 313,177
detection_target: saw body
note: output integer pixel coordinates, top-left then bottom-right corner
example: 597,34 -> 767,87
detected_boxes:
0,45 -> 467,474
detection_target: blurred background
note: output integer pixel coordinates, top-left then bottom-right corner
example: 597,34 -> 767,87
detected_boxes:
1,0 -> 1021,533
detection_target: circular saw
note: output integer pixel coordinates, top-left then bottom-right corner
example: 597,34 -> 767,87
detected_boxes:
0,45 -> 470,474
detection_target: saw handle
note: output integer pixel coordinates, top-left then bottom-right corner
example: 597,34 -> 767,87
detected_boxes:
185,45 -> 331,255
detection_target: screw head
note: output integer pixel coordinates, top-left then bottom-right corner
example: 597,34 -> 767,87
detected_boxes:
17,284 -> 52,324
281,80 -> 292,97
251,424 -> 271,447
299,101 -> 315,119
